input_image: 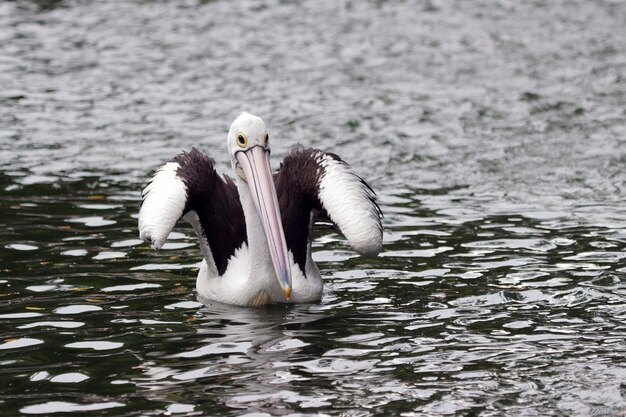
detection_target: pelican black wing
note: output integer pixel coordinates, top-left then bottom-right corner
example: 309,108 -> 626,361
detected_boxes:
274,146 -> 383,274
139,148 -> 246,276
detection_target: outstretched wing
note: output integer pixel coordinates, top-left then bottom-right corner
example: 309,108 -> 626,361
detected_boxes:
138,147 -> 246,275
274,146 -> 383,272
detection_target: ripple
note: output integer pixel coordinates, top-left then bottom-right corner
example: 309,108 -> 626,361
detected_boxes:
173,342 -> 253,358
562,252 -> 626,262
172,365 -> 229,381
275,358 -> 379,375
0,338 -> 43,350
503,320 -> 535,329
60,249 -> 88,256
313,250 -> 357,262
50,372 -> 89,383
413,268 -> 450,277
231,390 -> 334,409
130,263 -> 200,271
463,238 -> 557,251
54,305 -> 103,315
110,239 -> 143,248
5,243 -> 38,251
337,333 -> 386,343
140,319 -> 181,325
323,348 -> 374,357
18,321 -> 84,329
66,216 -> 116,227
260,338 -> 310,353
161,242 -> 195,250
165,404 -> 195,414
0,312 -> 44,319
381,246 -> 454,258
93,251 -> 126,260
164,301 -> 203,310
77,203 -> 123,210
30,371 -> 50,382
20,401 -> 125,414
65,341 -> 123,351
26,284 -> 73,292
101,283 -> 161,292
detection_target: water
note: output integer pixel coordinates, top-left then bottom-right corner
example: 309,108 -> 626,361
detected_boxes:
1,0 -> 626,415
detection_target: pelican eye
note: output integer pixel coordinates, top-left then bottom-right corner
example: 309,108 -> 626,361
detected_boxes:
236,133 -> 247,148
264,133 -> 269,145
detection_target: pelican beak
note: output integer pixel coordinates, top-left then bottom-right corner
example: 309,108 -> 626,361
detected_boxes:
235,146 -> 292,300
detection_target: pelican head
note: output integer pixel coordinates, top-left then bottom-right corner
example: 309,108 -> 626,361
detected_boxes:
227,113 -> 292,300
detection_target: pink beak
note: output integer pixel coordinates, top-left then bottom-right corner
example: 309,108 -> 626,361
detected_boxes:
235,146 -> 292,300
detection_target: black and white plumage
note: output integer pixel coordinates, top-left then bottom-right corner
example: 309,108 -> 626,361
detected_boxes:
139,113 -> 382,306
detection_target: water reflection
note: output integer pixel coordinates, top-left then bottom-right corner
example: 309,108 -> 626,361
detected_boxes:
1,183 -> 625,415
130,301 -> 330,414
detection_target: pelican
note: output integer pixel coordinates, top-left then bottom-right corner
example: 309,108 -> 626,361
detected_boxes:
138,113 -> 382,306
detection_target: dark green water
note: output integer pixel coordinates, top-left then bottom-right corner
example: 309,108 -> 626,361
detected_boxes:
1,0 -> 626,416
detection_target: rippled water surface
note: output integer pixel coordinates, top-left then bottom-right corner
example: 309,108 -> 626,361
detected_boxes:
2,0 -> 626,415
